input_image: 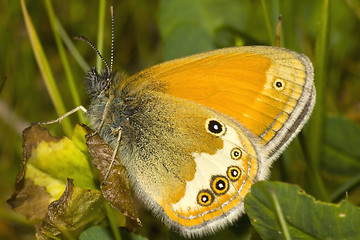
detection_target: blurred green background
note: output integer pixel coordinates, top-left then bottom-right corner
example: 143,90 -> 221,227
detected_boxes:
1,0 -> 360,239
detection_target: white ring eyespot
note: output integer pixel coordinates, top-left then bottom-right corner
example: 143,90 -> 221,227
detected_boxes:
197,189 -> 214,207
227,166 -> 242,181
273,78 -> 285,91
230,148 -> 242,160
206,119 -> 226,136
210,175 -> 229,195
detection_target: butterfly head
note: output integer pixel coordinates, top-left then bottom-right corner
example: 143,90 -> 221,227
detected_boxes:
76,6 -> 116,100
85,67 -> 113,99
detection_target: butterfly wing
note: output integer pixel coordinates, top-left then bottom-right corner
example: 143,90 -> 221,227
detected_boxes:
115,91 -> 264,237
127,46 -> 315,161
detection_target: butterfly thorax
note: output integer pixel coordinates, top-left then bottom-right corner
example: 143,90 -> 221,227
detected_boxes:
86,67 -> 158,150
86,68 -> 127,141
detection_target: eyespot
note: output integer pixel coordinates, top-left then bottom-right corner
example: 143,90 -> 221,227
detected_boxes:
273,79 -> 285,91
205,119 -> 226,136
197,189 -> 214,207
227,166 -> 242,181
230,148 -> 242,160
210,175 -> 229,195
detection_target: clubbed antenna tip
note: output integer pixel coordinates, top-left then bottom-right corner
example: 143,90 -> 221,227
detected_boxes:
73,35 -> 111,76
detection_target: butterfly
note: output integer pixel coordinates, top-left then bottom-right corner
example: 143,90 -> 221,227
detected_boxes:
54,7 -> 316,238
79,44 -> 315,237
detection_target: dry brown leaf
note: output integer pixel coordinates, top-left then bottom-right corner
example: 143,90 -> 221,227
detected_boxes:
85,126 -> 142,231
36,179 -> 105,240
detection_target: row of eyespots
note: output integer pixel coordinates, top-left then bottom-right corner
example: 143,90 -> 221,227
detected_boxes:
199,119 -> 243,206
197,166 -> 242,207
205,119 -> 243,162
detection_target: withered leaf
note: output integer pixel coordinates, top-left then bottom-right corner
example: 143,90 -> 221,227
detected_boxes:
36,178 -> 105,240
7,178 -> 50,221
7,125 -> 61,221
85,126 -> 142,231
8,124 -> 99,221
9,124 -> 141,238
14,125 -> 61,190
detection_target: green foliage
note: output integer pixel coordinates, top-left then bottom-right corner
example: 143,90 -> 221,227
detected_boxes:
245,181 -> 360,240
79,226 -> 114,240
25,125 -> 96,193
1,0 -> 360,239
80,225 -> 149,240
324,116 -> 360,177
159,0 -> 247,59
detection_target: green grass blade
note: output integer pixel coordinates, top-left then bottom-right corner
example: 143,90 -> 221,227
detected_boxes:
104,203 -> 122,240
44,0 -> 85,124
261,0 -> 275,45
20,0 -> 72,136
306,0 -> 330,201
96,0 -> 107,70
0,76 -> 6,93
331,173 -> 360,202
56,18 -> 89,72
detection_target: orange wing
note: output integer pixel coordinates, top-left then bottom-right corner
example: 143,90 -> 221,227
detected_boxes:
127,46 -> 315,160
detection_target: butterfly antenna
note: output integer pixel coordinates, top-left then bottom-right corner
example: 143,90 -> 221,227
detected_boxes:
73,35 -> 111,76
110,6 -> 115,75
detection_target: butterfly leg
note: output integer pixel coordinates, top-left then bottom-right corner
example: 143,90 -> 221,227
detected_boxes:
32,106 -> 87,125
102,126 -> 122,185
86,95 -> 114,140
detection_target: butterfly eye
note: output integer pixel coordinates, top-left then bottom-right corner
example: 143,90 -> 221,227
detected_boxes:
97,79 -> 109,92
227,166 -> 242,181
230,148 -> 242,160
210,175 -> 229,195
205,119 -> 226,136
197,189 -> 214,207
273,78 -> 285,91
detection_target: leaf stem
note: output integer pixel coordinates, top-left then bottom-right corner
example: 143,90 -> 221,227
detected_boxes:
271,190 -> 291,240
